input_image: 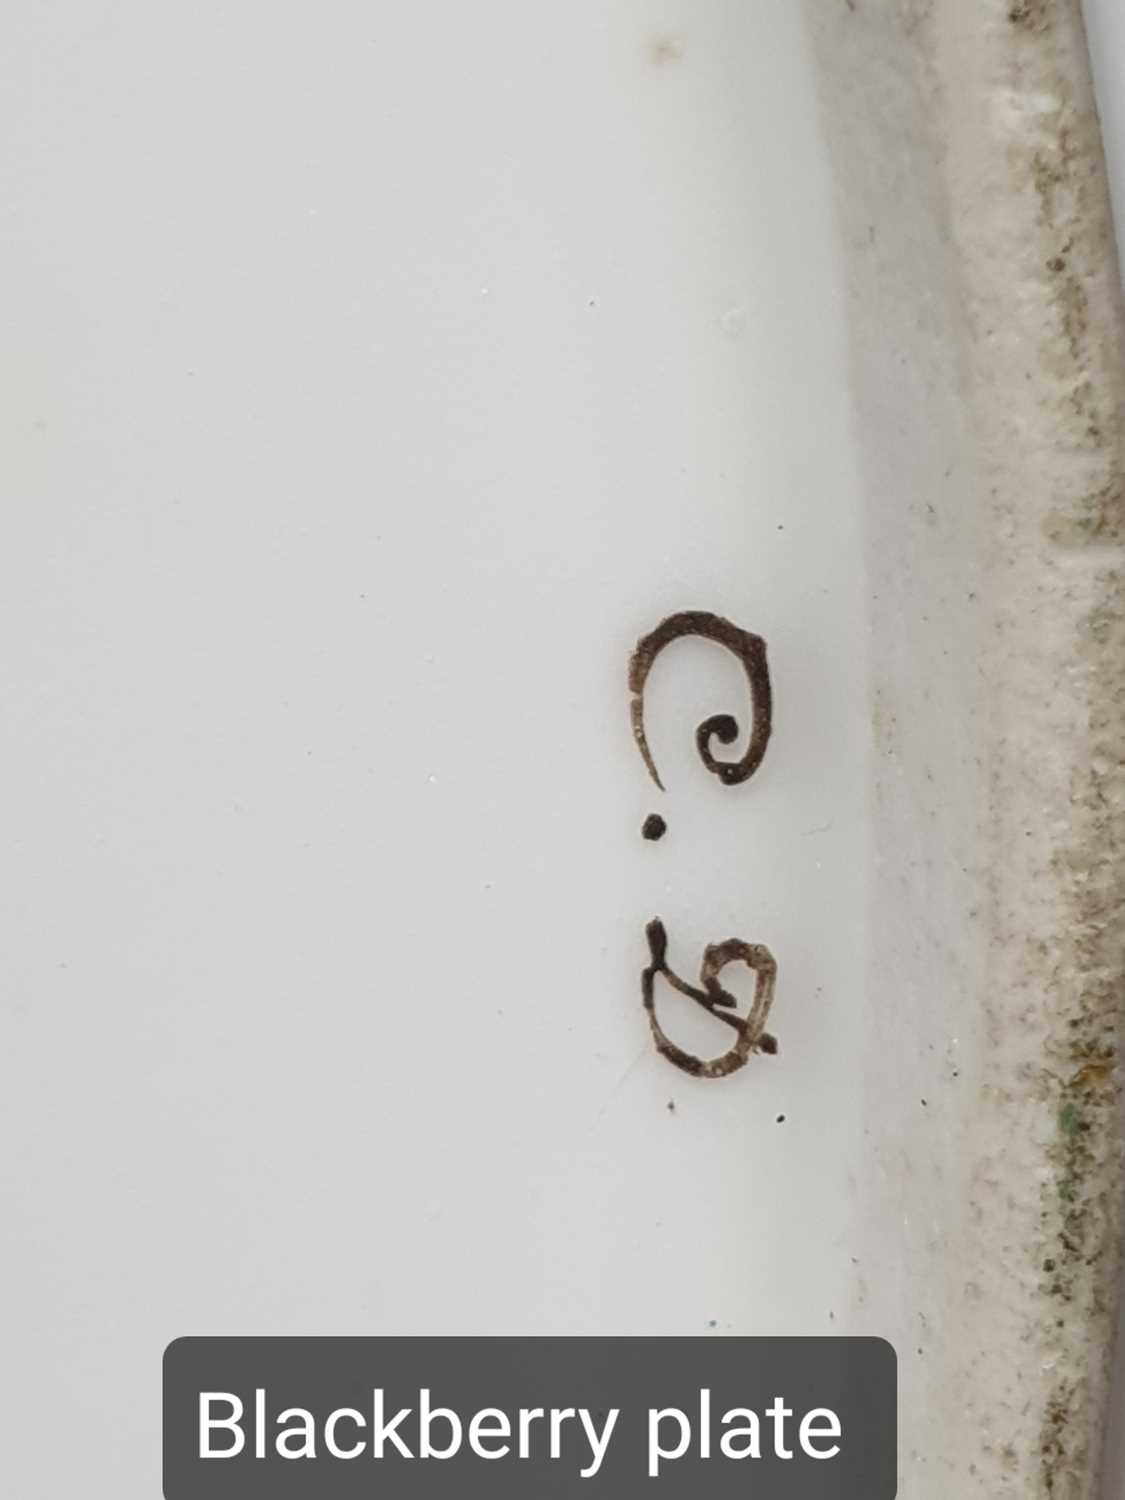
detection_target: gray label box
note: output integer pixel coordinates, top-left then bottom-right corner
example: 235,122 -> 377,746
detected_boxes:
164,1335 -> 896,1498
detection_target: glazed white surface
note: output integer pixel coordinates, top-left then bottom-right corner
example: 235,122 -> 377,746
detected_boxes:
5,5 -> 1123,1497
0,5 -> 871,1495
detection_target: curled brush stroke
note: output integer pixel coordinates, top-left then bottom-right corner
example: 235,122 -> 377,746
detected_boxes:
642,918 -> 777,1080
628,611 -> 772,791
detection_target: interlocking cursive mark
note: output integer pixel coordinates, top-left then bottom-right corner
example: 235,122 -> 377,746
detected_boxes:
641,917 -> 777,1079
628,610 -> 772,792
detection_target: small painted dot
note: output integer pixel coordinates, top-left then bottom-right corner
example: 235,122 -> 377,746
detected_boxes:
642,813 -> 667,841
